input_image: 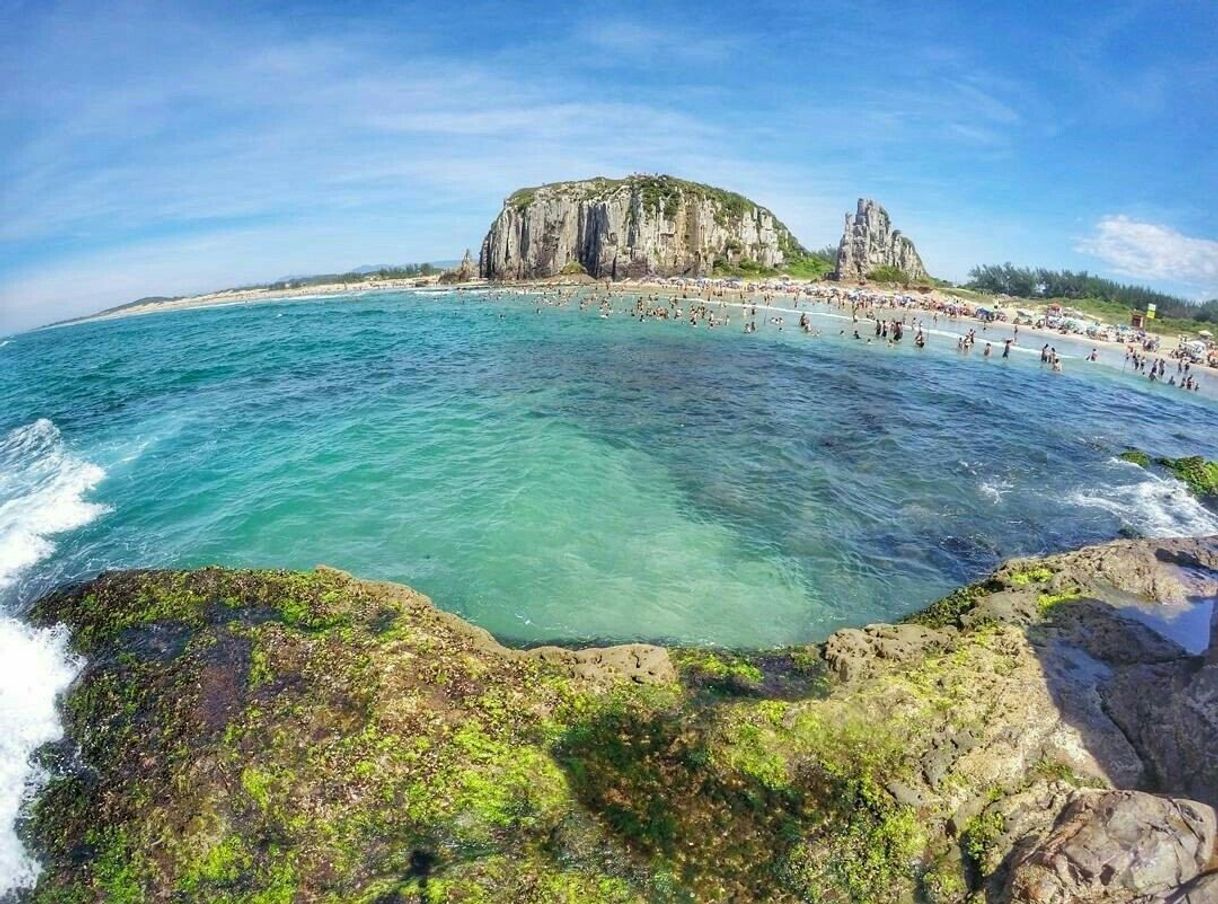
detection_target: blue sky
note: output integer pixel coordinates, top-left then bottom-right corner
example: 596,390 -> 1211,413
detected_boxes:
2,0 -> 1217,332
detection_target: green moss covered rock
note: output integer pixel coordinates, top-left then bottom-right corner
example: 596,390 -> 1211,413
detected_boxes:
1118,449 -> 1218,500
1117,449 -> 1151,468
22,536 -> 1218,902
1158,455 -> 1218,499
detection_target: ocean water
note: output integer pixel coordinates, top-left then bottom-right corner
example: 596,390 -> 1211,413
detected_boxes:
2,288 -> 1218,890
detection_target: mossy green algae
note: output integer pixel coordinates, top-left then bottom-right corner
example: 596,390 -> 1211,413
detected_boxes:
24,562 -> 1117,902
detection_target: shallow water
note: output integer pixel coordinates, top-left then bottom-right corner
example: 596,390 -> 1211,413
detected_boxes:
2,288 -> 1218,891
3,289 -> 1217,645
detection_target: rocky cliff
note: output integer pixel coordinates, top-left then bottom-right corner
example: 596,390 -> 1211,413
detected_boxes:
834,198 -> 928,282
478,175 -> 805,280
21,536 -> 1218,902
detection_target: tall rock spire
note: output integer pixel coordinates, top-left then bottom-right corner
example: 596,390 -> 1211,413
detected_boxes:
833,199 -> 927,282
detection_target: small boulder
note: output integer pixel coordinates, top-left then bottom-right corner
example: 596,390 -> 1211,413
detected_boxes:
961,589 -> 1039,627
822,622 -> 953,682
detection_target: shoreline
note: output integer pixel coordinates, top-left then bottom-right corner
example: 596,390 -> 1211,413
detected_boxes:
46,275 -> 447,327
48,274 -> 1218,386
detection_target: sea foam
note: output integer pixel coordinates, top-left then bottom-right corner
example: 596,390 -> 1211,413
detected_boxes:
1067,474 -> 1218,538
0,419 -> 108,591
0,619 -> 80,892
0,419 -> 102,894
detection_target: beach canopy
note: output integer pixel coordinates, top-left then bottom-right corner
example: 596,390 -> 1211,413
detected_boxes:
1199,329 -> 1213,338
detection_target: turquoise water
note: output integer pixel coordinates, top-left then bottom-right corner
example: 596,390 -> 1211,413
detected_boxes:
3,288 -> 1218,889
3,289 -> 1218,646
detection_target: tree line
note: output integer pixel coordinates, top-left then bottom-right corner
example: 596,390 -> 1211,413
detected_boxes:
262,263 -> 440,290
966,263 -> 1218,323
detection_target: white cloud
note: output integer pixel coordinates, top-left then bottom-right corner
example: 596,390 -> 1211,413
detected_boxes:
1077,215 -> 1218,291
574,20 -> 739,61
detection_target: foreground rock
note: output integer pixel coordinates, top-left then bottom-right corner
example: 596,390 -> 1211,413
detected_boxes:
478,174 -> 806,280
833,198 -> 928,282
1004,791 -> 1215,902
20,537 -> 1218,902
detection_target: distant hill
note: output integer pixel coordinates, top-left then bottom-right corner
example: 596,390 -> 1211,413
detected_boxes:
50,262 -> 457,328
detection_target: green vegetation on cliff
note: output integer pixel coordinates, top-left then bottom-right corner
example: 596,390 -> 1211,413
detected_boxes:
508,175 -> 763,221
866,265 -> 913,284
505,174 -> 806,250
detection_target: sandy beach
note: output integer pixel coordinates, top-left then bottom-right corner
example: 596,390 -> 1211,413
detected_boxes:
62,273 -> 1218,388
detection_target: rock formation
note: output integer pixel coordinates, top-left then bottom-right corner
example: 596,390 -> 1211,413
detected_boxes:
478,175 -> 805,280
438,248 -> 477,284
22,536 -> 1218,902
833,198 -> 928,282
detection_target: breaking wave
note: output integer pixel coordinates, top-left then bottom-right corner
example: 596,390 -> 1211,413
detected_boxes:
1066,475 -> 1218,538
0,419 -> 108,592
0,419 -> 103,894
0,619 -> 81,893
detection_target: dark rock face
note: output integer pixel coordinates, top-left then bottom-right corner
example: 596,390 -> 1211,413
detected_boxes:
833,198 -> 927,281
478,175 -> 803,280
20,537 -> 1218,902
